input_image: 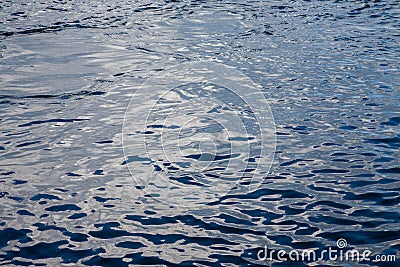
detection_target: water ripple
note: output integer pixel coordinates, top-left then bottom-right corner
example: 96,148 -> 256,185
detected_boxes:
1,0 -> 399,266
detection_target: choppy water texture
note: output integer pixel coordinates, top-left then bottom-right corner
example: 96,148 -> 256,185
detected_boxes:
1,0 -> 399,266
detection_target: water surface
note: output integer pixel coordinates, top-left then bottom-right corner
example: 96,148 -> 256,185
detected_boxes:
1,0 -> 399,266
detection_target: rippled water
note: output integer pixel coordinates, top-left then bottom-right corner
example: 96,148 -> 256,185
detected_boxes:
1,0 -> 399,266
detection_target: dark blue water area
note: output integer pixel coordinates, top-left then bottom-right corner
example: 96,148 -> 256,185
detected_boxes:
0,0 -> 399,266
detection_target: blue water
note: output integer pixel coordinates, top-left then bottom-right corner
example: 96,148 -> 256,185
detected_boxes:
1,1 -> 399,266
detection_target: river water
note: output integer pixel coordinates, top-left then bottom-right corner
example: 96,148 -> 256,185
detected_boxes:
1,1 -> 399,266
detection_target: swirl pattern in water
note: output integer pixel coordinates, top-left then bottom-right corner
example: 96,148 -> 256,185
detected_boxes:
0,0 -> 399,266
